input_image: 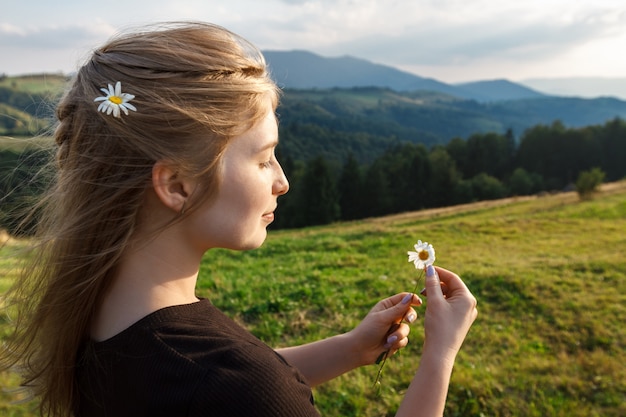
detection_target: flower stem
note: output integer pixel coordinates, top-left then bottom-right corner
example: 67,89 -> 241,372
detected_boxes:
373,269 -> 424,390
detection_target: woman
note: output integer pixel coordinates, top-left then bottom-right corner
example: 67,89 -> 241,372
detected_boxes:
1,22 -> 477,416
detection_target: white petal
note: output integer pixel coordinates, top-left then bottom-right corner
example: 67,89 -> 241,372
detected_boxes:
121,93 -> 135,101
112,105 -> 120,118
114,81 -> 122,96
94,96 -> 107,102
123,102 -> 137,112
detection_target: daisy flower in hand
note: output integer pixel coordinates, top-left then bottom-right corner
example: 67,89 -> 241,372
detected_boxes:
94,81 -> 137,118
374,239 -> 436,391
408,240 -> 435,270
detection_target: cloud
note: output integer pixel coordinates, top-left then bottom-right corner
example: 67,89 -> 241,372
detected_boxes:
290,3 -> 626,69
0,23 -> 114,49
2,0 -> 625,81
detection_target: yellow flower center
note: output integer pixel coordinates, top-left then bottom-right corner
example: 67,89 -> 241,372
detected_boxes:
418,250 -> 429,261
109,95 -> 123,105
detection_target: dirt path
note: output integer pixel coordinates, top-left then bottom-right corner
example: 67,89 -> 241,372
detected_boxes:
370,180 -> 626,223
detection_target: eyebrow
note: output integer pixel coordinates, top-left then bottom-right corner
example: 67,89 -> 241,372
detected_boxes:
257,139 -> 279,152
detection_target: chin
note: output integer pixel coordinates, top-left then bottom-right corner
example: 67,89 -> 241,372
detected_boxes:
235,231 -> 268,251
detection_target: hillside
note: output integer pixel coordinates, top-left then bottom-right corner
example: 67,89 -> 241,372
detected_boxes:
3,181 -> 625,416
455,79 -> 546,101
2,73 -> 626,165
277,87 -> 626,163
0,73 -> 64,136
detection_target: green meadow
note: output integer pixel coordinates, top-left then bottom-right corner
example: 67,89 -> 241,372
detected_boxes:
1,182 -> 625,416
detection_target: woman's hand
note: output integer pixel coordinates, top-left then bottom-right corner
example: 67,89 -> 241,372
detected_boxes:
422,265 -> 477,358
276,292 -> 422,386
396,266 -> 477,417
347,292 -> 422,366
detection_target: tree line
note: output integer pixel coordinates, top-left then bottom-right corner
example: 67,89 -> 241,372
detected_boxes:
271,118 -> 626,229
1,117 -> 624,235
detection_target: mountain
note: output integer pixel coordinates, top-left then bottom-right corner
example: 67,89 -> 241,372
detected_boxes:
264,50 -> 546,102
454,79 -> 546,101
264,50 -> 477,100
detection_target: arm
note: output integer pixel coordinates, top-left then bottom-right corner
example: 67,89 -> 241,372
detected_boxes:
276,292 -> 422,387
396,265 -> 478,417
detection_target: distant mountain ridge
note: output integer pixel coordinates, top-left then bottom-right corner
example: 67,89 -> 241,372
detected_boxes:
263,50 -> 546,102
454,79 -> 546,101
521,77 -> 626,100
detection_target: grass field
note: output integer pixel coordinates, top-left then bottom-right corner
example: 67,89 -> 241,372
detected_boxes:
1,182 -> 625,416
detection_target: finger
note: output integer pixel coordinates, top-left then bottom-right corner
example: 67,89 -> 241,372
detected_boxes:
384,322 -> 411,348
386,336 -> 410,355
402,307 -> 418,324
389,330 -> 411,353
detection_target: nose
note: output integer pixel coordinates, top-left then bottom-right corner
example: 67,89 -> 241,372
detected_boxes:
274,163 -> 289,196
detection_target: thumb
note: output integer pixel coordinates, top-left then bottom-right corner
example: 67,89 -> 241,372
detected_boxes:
424,265 -> 444,299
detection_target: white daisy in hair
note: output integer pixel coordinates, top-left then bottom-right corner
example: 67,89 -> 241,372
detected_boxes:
94,81 -> 137,118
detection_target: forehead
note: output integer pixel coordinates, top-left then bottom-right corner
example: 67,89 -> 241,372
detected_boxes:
226,104 -> 278,155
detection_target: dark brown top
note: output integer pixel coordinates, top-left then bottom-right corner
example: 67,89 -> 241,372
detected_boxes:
76,299 -> 320,417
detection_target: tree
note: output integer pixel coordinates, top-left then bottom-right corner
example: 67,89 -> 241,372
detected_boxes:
446,137 -> 469,179
575,167 -> 605,200
362,161 -> 393,217
470,173 -> 507,201
508,168 -> 534,196
294,156 -> 340,226
371,143 -> 431,213
465,132 -> 513,179
338,154 -> 364,220
428,147 -> 460,207
597,117 -> 626,181
517,121 -> 602,190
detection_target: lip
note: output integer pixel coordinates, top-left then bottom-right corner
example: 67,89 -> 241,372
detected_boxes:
262,210 -> 275,222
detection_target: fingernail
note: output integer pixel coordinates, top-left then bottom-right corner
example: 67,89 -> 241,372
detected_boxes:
401,293 -> 412,304
407,313 -> 416,323
426,265 -> 435,277
384,335 -> 398,348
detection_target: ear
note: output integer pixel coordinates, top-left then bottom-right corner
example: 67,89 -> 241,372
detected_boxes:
151,161 -> 195,213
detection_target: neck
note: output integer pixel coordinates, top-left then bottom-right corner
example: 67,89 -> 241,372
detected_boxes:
91,226 -> 204,341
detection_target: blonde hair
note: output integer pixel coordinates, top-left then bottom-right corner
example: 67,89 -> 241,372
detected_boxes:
1,21 -> 279,416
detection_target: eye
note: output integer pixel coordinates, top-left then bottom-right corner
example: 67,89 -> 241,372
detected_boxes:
260,150 -> 277,168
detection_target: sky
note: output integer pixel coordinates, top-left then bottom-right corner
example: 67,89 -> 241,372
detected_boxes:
2,0 -> 626,98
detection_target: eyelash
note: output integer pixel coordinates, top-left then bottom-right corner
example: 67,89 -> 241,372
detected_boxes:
261,152 -> 276,169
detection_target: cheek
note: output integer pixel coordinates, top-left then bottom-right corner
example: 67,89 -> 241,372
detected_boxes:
220,175 -> 267,213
